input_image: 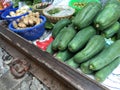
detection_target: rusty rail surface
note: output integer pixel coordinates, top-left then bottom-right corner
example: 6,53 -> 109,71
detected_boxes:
0,24 -> 109,90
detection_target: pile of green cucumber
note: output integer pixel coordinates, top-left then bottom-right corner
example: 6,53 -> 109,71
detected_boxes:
46,0 -> 120,82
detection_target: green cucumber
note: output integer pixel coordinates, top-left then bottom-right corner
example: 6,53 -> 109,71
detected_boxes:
80,48 -> 109,74
103,22 -> 120,38
65,58 -> 79,68
46,42 -> 54,55
55,49 -> 73,62
117,30 -> 120,39
52,19 -> 71,38
107,0 -> 120,5
72,2 -> 101,29
118,18 -> 120,23
80,60 -> 93,74
52,27 -> 67,50
89,40 -> 120,70
95,56 -> 120,82
58,25 -> 77,51
117,23 -> 120,39
94,3 -> 120,30
68,26 -> 96,53
74,35 -> 105,63
45,21 -> 54,30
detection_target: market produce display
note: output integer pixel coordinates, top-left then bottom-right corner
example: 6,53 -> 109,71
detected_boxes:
46,0 -> 120,83
72,2 -> 101,29
58,24 -> 77,51
44,5 -> 75,17
12,0 -> 42,7
89,40 -> 120,70
1,0 -> 120,86
35,2 -> 50,9
66,57 -> 79,68
80,59 -> 93,74
103,21 -> 120,38
55,49 -> 73,62
13,12 -> 42,29
73,2 -> 86,8
73,35 -> 105,64
68,26 -> 96,52
52,27 -> 67,50
0,0 -> 13,19
32,2 -> 51,15
6,6 -> 30,17
68,0 -> 100,13
8,10 -> 46,40
46,42 -> 55,55
94,1 -> 120,30
52,18 -> 71,38
0,1 -> 11,10
95,56 -> 120,82
43,5 -> 75,23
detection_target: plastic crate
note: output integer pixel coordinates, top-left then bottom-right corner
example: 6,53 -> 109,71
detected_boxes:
69,0 -> 100,13
1,8 -> 29,23
0,2 -> 13,19
8,15 -> 46,41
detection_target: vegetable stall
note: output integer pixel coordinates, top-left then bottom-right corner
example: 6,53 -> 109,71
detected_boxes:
0,0 -> 120,90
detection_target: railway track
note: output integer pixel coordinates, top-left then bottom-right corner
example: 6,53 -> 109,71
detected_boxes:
0,22 -> 109,90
